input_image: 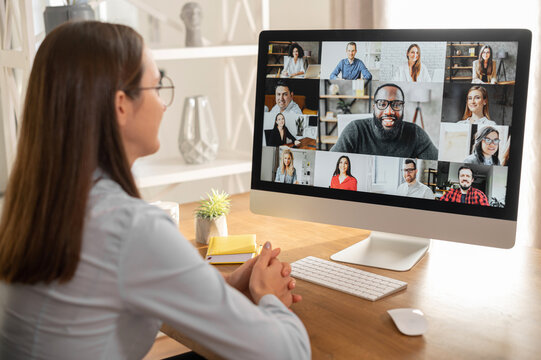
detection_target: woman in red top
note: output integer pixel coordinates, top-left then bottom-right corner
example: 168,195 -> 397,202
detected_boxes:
330,155 -> 357,191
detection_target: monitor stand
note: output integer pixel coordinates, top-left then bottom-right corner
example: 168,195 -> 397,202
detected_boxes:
330,231 -> 431,271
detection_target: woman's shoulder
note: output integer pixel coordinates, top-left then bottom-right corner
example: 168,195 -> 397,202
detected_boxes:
463,153 -> 479,164
89,178 -> 173,236
479,117 -> 496,125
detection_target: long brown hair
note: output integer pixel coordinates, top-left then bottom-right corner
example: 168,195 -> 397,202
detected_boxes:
407,44 -> 421,82
461,86 -> 491,120
476,45 -> 495,78
0,21 -> 144,284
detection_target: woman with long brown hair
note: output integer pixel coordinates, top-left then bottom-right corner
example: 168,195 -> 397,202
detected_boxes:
0,21 -> 309,359
457,85 -> 496,125
267,112 -> 300,146
396,43 -> 431,82
472,45 -> 497,84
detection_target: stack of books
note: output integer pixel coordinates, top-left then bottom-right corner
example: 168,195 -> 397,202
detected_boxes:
205,234 -> 261,264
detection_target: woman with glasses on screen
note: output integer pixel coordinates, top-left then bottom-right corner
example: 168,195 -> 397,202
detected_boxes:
395,44 -> 431,82
464,126 -> 501,166
330,155 -> 357,191
0,22 -> 309,360
457,86 -> 496,125
275,148 -> 298,184
472,45 -> 497,84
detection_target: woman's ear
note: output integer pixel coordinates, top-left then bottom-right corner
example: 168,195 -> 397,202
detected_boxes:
115,90 -> 130,128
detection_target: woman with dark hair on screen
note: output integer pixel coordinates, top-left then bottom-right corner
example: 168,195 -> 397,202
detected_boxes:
282,43 -> 305,78
330,155 -> 357,191
457,86 -> 496,125
0,21 -> 309,360
268,112 -> 300,146
464,126 -> 501,166
396,43 -> 431,82
472,45 -> 497,84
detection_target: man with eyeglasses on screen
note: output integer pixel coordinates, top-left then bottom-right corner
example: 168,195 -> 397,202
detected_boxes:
396,159 -> 435,199
331,83 -> 438,160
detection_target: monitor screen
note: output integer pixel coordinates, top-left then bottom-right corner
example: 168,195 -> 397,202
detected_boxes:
250,29 -> 531,270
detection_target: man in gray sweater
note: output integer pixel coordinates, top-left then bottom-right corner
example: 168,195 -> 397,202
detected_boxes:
331,83 -> 438,160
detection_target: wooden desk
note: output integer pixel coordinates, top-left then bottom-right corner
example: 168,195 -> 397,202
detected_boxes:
164,193 -> 541,360
285,137 -> 316,150
497,80 -> 516,85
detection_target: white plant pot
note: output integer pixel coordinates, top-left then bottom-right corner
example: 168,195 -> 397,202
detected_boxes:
195,215 -> 228,244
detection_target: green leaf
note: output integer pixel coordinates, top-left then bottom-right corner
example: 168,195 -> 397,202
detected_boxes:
194,189 -> 231,219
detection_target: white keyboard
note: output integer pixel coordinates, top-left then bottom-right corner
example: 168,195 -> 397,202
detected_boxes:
290,256 -> 407,301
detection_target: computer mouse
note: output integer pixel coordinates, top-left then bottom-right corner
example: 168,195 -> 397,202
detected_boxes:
387,308 -> 428,336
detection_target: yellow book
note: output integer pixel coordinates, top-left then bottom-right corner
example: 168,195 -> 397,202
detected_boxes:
205,234 -> 260,264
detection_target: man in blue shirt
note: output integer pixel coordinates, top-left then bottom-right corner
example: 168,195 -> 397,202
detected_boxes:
330,42 -> 372,80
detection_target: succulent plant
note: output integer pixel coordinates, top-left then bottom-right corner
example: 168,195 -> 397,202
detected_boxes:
195,189 -> 231,220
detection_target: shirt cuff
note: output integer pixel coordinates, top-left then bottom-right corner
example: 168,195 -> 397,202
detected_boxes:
258,294 -> 288,311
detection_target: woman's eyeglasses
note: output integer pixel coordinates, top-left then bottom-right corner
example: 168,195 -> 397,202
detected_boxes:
137,75 -> 175,107
483,138 -> 500,145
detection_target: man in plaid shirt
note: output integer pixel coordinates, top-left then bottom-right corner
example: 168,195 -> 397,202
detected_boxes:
439,166 -> 489,206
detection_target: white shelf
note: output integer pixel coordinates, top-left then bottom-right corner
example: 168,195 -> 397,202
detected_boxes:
152,45 -> 258,61
133,151 -> 252,188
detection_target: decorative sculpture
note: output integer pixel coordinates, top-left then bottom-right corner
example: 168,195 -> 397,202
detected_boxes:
180,2 -> 203,47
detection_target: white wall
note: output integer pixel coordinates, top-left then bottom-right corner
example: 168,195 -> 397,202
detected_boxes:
372,156 -> 401,195
260,146 -> 276,181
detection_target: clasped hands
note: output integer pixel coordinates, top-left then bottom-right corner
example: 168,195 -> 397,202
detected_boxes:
225,241 -> 301,308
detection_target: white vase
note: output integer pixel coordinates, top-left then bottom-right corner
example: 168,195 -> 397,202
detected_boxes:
195,215 -> 228,244
179,96 -> 219,164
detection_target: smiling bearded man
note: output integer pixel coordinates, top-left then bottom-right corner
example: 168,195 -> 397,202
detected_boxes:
331,83 -> 438,160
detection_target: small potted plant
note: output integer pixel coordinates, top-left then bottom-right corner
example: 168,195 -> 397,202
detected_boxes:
336,99 -> 354,114
295,117 -> 305,136
194,189 -> 231,244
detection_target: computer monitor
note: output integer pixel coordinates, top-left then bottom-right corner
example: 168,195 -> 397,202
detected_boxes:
251,29 -> 531,271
